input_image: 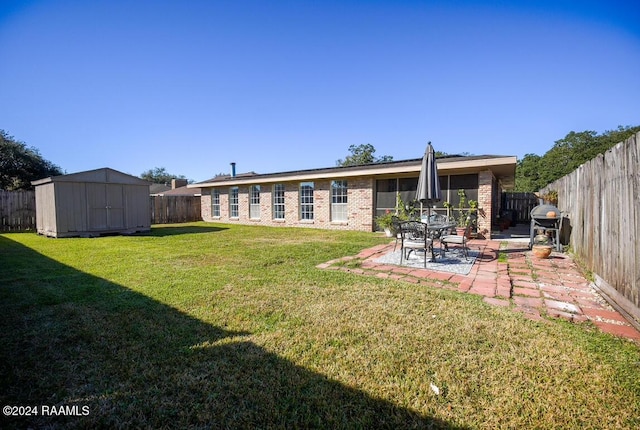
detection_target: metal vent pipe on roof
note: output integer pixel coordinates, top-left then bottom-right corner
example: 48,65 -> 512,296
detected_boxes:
231,162 -> 236,177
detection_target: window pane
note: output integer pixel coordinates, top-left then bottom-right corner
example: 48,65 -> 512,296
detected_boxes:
376,179 -> 397,210
449,173 -> 478,190
273,184 -> 285,219
331,203 -> 348,222
250,185 -> 260,219
331,180 -> 347,203
229,187 -> 239,218
399,177 -> 418,192
449,174 -> 479,205
211,189 -> 220,217
250,185 -> 261,204
398,177 -> 418,209
331,180 -> 348,221
300,182 -> 314,220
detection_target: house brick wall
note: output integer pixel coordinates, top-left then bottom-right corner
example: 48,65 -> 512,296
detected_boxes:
198,172 -> 502,237
201,192 -> 212,219
199,178 -> 374,231
477,170 -> 494,238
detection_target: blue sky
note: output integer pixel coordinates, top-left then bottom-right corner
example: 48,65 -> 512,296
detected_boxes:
1,0 -> 639,182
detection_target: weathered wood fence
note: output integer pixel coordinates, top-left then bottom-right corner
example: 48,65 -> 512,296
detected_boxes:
0,190 -> 36,231
541,131 -> 639,322
1,191 -> 202,231
150,195 -> 202,224
502,192 -> 538,223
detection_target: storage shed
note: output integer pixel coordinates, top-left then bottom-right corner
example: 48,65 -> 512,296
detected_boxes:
32,168 -> 151,238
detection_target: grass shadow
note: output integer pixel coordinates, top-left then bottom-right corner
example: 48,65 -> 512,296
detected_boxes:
0,235 -> 464,429
138,224 -> 229,237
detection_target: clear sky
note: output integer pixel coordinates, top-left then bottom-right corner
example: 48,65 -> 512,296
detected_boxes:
1,0 -> 639,182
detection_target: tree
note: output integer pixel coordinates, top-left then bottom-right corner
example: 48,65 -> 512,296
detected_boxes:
0,130 -> 63,190
140,167 -> 189,184
514,125 -> 640,192
336,144 -> 393,166
514,153 -> 543,192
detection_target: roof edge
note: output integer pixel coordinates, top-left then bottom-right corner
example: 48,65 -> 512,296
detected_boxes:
190,155 -> 516,188
32,167 -> 152,186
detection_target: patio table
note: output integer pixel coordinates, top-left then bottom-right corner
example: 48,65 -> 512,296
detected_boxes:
422,221 -> 456,260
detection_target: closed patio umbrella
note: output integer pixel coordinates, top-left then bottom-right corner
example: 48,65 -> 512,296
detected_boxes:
415,142 -> 442,218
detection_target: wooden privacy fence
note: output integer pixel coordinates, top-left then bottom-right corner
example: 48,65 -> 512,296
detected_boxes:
0,190 -> 36,231
150,195 -> 202,224
541,131 -> 639,322
502,192 -> 538,223
2,191 -> 202,232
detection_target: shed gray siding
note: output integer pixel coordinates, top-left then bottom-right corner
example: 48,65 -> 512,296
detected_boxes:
34,182 -> 57,235
33,168 -> 151,238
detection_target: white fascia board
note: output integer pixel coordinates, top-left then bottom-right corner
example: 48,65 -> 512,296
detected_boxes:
442,156 -> 517,170
193,156 -> 516,188
193,164 -> 420,187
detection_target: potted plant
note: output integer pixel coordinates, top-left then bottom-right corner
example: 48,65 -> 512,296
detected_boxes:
448,189 -> 477,238
531,232 -> 553,259
375,210 -> 396,237
536,189 -> 558,206
375,193 -> 411,237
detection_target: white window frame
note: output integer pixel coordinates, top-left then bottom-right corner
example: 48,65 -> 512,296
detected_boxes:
300,182 -> 314,220
331,180 -> 348,222
229,187 -> 239,218
249,185 -> 261,219
211,189 -> 220,217
273,184 -> 285,220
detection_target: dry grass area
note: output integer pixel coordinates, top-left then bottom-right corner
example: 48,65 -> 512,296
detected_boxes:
1,222 -> 639,429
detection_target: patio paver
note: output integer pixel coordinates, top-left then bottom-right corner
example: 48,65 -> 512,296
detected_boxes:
318,234 -> 640,342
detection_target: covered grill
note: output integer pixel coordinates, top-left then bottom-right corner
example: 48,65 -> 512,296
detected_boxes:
529,204 -> 563,251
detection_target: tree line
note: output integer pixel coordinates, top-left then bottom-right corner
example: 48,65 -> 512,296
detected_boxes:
2,126 -> 639,192
335,126 -> 640,193
514,125 -> 640,192
0,130 -> 63,190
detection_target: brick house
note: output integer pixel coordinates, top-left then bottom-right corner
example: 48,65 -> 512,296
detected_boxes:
190,155 -> 516,239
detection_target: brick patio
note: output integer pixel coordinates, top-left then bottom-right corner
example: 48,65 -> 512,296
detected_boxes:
317,236 -> 640,342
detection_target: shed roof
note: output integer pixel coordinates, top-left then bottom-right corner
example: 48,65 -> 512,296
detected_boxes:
156,185 -> 202,196
150,183 -> 172,195
32,168 -> 151,186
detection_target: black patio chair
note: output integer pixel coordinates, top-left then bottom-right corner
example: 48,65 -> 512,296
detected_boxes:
440,225 -> 470,260
391,215 -> 403,251
399,221 -> 433,267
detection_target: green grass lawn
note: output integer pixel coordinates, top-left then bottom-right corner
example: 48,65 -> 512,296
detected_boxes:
1,222 -> 639,429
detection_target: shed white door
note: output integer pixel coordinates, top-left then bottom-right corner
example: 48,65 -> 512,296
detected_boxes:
88,184 -> 125,231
